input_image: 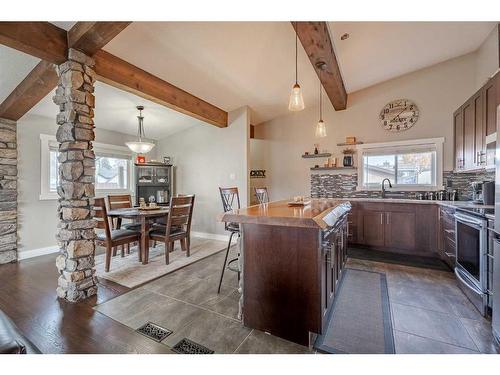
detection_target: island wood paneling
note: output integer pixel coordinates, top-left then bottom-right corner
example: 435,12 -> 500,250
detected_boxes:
242,223 -> 321,346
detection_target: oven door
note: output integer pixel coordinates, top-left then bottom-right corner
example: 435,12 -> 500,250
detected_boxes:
454,212 -> 487,291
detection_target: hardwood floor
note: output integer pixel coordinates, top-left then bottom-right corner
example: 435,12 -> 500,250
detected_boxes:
0,253 -> 172,354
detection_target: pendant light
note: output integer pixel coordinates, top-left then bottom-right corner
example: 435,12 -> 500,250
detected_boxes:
315,74 -> 327,138
125,106 -> 155,154
288,22 -> 305,111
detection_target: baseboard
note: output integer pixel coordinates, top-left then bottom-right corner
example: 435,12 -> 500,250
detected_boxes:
191,231 -> 237,244
17,232 -> 234,261
18,245 -> 59,260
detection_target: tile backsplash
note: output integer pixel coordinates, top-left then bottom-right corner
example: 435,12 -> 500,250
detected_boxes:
310,170 -> 495,201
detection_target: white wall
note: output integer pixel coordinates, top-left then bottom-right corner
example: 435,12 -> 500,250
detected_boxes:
157,106 -> 250,236
16,114 -> 158,255
475,25 -> 499,89
253,52 -> 478,201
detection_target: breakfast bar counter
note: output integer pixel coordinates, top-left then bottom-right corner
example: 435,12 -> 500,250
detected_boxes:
220,199 -> 351,347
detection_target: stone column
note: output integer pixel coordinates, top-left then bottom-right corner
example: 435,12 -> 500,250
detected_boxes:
0,118 -> 17,265
53,49 -> 97,302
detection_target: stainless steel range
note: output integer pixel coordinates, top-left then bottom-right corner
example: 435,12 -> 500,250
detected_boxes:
454,208 -> 490,316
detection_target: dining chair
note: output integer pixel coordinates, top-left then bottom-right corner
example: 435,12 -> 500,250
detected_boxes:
218,187 -> 241,293
107,194 -> 140,255
149,195 -> 195,265
254,187 -> 269,204
94,198 -> 142,272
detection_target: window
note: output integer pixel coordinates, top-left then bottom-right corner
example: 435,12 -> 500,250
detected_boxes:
40,134 -> 133,200
358,138 -> 444,191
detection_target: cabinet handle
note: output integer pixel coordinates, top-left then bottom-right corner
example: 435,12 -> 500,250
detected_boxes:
386,213 -> 390,225
380,213 -> 383,225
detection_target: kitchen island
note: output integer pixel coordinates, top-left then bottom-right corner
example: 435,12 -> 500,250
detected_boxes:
221,199 -> 351,347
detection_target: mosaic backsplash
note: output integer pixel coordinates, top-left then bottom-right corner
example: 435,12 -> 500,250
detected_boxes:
310,170 -> 495,201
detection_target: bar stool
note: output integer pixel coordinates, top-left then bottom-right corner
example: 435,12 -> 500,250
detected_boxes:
218,187 -> 241,294
254,187 -> 269,204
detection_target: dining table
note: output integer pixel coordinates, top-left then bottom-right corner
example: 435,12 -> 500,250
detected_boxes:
107,207 -> 169,264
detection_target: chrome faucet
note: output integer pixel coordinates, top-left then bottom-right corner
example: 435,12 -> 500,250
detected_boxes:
381,178 -> 392,198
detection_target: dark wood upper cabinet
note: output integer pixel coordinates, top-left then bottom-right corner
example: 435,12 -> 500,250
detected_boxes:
474,92 -> 485,165
462,101 -> 475,170
454,109 -> 464,170
453,71 -> 499,172
483,77 -> 497,136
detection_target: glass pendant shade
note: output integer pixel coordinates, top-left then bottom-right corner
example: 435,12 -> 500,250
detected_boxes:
315,119 -> 327,138
125,140 -> 155,154
288,83 -> 305,111
126,106 -> 155,154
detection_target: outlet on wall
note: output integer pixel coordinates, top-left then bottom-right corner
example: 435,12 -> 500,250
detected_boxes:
229,173 -> 236,181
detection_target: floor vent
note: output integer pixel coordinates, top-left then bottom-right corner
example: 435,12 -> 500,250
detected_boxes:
172,338 -> 214,354
136,322 -> 173,342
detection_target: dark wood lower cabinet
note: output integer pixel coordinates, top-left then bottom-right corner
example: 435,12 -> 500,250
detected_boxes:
438,206 -> 456,268
385,211 -> 416,251
349,202 -> 438,257
361,211 -> 385,247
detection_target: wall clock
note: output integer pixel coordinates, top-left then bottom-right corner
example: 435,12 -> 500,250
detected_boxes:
379,99 -> 419,132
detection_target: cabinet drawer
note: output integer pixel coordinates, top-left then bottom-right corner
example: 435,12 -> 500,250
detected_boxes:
443,234 -> 456,258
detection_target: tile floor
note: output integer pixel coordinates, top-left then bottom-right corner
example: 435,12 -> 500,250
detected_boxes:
347,257 -> 500,354
95,245 -> 311,354
95,247 -> 500,354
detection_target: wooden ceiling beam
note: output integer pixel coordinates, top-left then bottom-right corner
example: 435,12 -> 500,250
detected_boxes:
0,21 -> 227,127
293,22 -> 347,111
0,61 -> 58,121
67,22 -> 132,55
0,22 -> 132,121
94,50 -> 228,128
0,22 -> 67,64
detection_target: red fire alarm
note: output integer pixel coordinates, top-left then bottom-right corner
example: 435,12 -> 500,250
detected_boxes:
136,155 -> 146,164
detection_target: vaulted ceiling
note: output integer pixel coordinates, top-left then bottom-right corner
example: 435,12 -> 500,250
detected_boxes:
1,21 -> 496,137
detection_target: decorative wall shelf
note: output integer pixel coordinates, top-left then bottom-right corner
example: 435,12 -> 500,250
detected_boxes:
310,167 -> 357,171
336,142 -> 364,146
302,153 -> 332,158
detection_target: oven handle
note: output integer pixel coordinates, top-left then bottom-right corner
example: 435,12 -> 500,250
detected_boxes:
454,268 -> 484,295
454,213 -> 483,229
487,227 -> 500,239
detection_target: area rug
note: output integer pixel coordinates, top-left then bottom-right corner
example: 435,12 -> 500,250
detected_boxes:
314,268 -> 395,354
94,237 -> 228,288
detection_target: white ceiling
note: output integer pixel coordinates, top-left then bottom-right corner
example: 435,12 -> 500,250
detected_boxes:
0,45 -> 40,103
102,22 -> 319,125
28,81 -> 203,139
328,22 -> 497,93
1,22 -> 497,134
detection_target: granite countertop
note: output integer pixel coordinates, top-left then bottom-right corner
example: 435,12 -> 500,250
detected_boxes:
220,199 -> 351,229
335,197 -> 494,210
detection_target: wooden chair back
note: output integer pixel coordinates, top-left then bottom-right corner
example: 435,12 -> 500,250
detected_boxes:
107,194 -> 133,229
219,187 -> 240,212
107,194 -> 133,209
165,195 -> 195,236
94,198 -> 112,241
254,187 -> 269,204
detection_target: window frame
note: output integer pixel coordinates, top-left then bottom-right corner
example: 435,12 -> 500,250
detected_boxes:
356,137 -> 444,192
40,134 -> 134,200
